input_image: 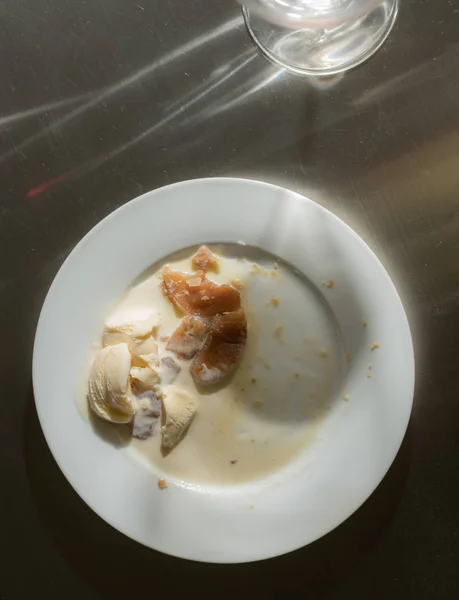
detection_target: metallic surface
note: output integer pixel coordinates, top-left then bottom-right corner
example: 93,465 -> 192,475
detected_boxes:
1,0 -> 458,596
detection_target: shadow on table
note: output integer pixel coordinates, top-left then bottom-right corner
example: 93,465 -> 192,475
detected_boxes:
24,386 -> 411,599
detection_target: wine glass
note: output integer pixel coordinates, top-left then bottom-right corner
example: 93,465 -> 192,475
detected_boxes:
238,0 -> 399,75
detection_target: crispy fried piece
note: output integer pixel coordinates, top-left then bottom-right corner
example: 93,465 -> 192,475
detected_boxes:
191,246 -> 219,272
162,268 -> 240,317
166,315 -> 210,359
191,308 -> 247,385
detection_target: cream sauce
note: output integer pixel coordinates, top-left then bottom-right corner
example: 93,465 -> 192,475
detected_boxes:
79,247 -> 345,485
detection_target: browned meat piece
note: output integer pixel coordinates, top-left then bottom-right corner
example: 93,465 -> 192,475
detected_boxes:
191,246 -> 219,272
166,315 -> 210,359
191,308 -> 247,385
162,268 -> 240,317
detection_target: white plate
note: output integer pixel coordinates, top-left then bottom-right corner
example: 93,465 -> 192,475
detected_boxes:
33,178 -> 414,563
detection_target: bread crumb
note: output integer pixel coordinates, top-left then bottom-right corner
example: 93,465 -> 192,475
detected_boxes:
362,320 -> 367,327
368,364 -> 372,370
251,263 -> 261,274
158,479 -> 167,490
371,341 -> 380,351
346,352 -> 352,362
322,278 -> 335,289
343,393 -> 350,401
270,297 -> 280,307
230,459 -> 238,465
320,347 -> 329,358
367,372 -> 372,378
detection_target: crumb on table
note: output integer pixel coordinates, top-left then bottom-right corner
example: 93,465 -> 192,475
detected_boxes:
158,479 -> 168,490
322,278 -> 335,289
270,297 -> 280,307
371,341 -> 380,351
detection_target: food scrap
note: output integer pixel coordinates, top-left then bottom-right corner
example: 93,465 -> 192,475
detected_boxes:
320,347 -> 329,358
270,297 -> 280,307
191,245 -> 219,273
322,278 -> 335,289
158,478 -> 168,490
370,341 -> 380,351
362,320 -> 367,327
343,393 -> 350,401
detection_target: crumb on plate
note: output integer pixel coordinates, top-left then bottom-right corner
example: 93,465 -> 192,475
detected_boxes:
322,278 -> 335,289
371,341 -> 380,351
270,297 -> 280,307
158,479 -> 168,490
320,347 -> 329,358
362,320 -> 367,327
343,393 -> 350,401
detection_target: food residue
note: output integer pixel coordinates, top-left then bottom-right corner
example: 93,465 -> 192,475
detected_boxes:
362,320 -> 367,327
191,245 -> 219,273
371,341 -> 380,351
85,246 -> 248,456
81,243 -> 344,486
322,278 -> 335,289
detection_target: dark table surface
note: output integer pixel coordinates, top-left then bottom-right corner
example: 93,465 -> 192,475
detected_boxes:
2,0 -> 459,598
